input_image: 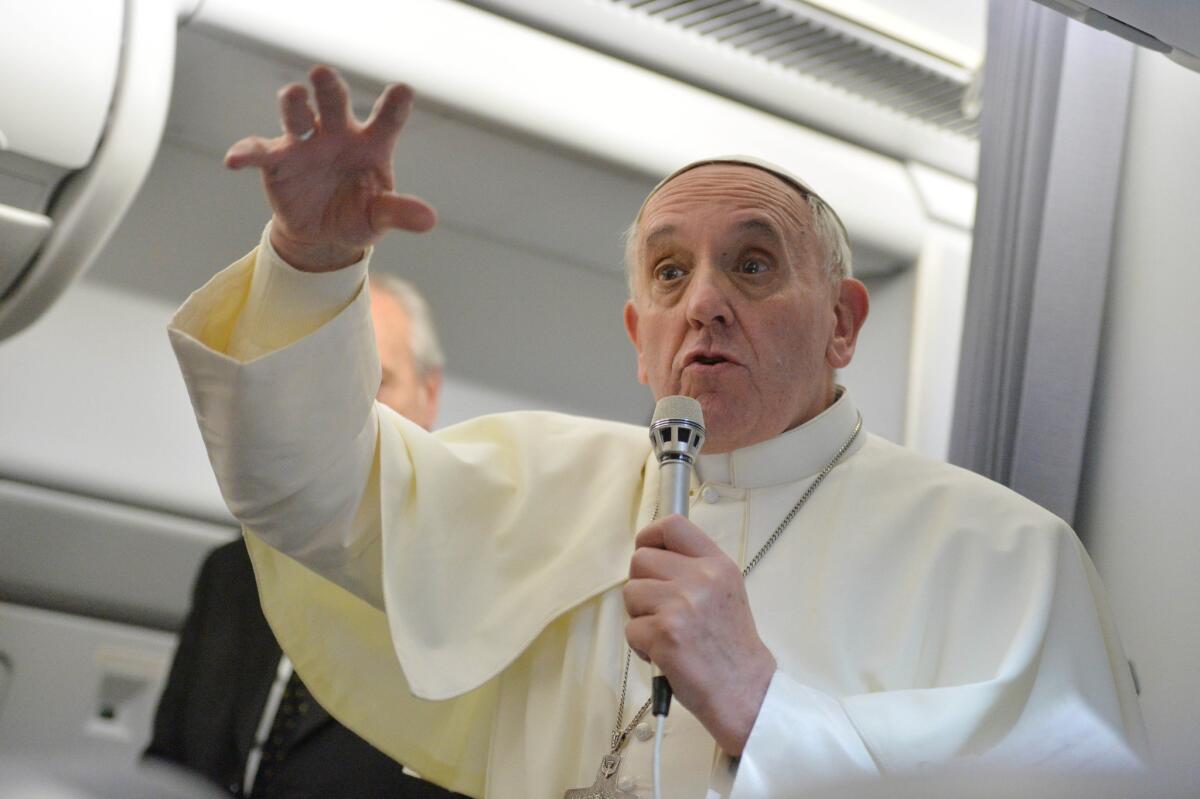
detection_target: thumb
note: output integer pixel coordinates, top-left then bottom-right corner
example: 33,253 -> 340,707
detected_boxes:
371,192 -> 438,234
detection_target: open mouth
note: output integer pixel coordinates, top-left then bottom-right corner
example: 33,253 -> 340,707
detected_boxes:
685,351 -> 735,369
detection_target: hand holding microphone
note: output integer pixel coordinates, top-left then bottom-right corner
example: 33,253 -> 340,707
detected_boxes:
623,396 -> 777,758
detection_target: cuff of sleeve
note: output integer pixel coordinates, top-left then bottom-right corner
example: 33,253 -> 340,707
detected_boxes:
229,223 -> 371,361
727,671 -> 878,799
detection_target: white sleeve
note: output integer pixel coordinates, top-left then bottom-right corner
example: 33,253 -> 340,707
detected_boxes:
727,530 -> 1146,798
227,224 -> 368,361
169,224 -> 385,605
727,671 -> 877,797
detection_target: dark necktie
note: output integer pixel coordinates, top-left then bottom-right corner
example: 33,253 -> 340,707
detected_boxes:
249,670 -> 312,798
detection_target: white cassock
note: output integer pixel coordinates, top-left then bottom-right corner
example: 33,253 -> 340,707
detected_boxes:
169,227 -> 1147,799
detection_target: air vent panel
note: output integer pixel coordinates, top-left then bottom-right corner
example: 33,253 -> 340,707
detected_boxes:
611,0 -> 979,136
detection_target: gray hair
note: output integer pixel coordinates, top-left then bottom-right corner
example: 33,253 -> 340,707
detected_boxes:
369,273 -> 445,377
623,159 -> 853,297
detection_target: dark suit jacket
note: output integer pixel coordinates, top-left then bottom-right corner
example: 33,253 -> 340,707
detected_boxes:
146,540 -> 465,798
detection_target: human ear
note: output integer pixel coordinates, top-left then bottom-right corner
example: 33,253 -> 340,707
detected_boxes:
419,369 -> 443,430
623,300 -> 649,385
826,278 -> 869,369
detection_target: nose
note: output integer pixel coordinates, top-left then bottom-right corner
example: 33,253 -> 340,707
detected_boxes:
685,264 -> 733,329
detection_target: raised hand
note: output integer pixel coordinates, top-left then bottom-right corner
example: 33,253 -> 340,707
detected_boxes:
225,65 -> 437,272
623,514 -> 777,756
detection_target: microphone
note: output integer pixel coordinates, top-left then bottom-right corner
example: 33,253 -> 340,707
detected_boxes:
648,395 -> 706,718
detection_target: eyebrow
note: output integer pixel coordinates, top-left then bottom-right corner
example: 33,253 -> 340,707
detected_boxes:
736,217 -> 785,245
639,217 -> 788,261
642,225 -> 677,253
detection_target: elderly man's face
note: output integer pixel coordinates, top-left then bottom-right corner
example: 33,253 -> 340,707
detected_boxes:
623,164 -> 867,454
370,289 -> 441,431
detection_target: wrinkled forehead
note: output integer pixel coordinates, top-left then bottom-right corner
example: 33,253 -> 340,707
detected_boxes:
636,156 -> 822,224
634,162 -> 819,265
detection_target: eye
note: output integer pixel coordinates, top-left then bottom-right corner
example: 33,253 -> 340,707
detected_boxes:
654,263 -> 686,283
735,257 -> 770,275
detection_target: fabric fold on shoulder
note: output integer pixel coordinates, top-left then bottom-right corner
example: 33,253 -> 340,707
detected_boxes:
244,530 -> 496,797
378,410 -> 657,700
245,406 -> 656,786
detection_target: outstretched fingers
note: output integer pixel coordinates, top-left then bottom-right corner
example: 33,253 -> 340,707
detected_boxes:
364,83 -> 415,148
227,82 -> 317,170
370,192 -> 438,234
224,136 -> 274,170
279,83 -> 317,139
310,65 -> 352,134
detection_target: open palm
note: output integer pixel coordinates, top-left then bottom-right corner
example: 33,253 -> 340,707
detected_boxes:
225,65 -> 436,272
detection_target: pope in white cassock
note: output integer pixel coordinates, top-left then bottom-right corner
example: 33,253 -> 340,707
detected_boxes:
168,66 -> 1147,798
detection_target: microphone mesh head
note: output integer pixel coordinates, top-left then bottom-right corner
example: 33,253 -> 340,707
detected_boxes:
653,395 -> 704,427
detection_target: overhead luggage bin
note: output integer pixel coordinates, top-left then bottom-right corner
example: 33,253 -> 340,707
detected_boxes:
0,0 -> 199,341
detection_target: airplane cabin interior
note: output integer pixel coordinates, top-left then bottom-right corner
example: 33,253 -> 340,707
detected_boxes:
1,0 -> 1197,795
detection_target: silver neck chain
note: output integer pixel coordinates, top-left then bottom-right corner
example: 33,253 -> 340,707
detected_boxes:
608,412 -> 863,754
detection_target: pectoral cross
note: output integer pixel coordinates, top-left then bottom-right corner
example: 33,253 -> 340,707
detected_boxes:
563,753 -> 621,799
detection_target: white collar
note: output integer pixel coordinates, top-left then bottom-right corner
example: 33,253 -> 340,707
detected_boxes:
694,388 -> 864,489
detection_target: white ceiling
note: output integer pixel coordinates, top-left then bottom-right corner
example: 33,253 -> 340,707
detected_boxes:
810,0 -> 988,65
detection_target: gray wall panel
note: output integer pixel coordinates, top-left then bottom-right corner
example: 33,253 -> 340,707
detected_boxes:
0,480 -> 234,632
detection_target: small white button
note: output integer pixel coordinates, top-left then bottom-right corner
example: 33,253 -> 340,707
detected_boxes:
617,776 -> 636,792
634,721 -> 653,741
701,486 -> 720,504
